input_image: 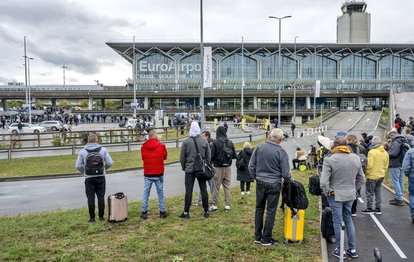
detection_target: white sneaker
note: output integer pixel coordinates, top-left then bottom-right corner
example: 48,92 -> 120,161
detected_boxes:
241,191 -> 245,195
246,191 -> 251,195
209,205 -> 218,212
224,205 -> 231,211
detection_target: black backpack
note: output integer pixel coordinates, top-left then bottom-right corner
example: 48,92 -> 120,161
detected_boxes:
85,147 -> 104,175
399,139 -> 411,162
216,139 -> 233,166
308,175 -> 322,196
281,181 -> 309,216
235,151 -> 245,170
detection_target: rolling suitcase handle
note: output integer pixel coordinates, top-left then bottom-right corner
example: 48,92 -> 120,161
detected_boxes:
374,248 -> 382,262
114,192 -> 125,199
339,221 -> 345,262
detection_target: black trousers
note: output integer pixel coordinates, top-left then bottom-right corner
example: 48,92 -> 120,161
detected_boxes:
240,181 -> 251,192
85,176 -> 106,219
184,173 -> 209,213
255,180 -> 281,243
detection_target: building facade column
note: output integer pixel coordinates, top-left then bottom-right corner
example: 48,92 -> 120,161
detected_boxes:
1,98 -> 7,110
216,98 -> 221,109
358,96 -> 364,110
144,97 -> 149,110
88,97 -> 93,110
253,96 -> 258,109
306,96 -> 311,109
101,98 -> 105,109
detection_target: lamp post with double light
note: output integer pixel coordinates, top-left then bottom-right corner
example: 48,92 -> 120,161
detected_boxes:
269,15 -> 292,127
309,45 -> 323,120
241,36 -> 245,116
27,57 -> 34,124
293,36 -> 299,124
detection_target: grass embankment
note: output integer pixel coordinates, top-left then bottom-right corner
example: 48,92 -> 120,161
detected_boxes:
0,171 -> 321,261
0,139 -> 266,179
383,172 -> 409,199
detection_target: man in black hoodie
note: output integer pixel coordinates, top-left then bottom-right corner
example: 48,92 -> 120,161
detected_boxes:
209,126 -> 237,212
386,130 -> 406,206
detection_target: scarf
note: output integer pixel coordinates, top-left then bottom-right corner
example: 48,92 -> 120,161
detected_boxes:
330,145 -> 351,154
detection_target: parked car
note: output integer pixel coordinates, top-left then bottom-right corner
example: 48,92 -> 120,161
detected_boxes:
8,123 -> 47,134
125,119 -> 154,129
39,120 -> 63,131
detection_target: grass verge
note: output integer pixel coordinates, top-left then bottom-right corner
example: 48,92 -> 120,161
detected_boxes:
0,171 -> 321,261
0,138 -> 267,179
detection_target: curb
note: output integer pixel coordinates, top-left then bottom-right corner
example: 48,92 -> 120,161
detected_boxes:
382,183 -> 410,204
0,160 -> 181,182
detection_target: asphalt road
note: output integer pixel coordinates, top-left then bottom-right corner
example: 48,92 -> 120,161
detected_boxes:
394,92 -> 414,122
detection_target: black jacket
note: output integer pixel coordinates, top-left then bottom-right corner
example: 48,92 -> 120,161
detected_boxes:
236,147 -> 254,182
211,126 -> 237,167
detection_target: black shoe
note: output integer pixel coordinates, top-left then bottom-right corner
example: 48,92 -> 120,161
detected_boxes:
99,216 -> 105,221
178,212 -> 190,219
374,208 -> 382,215
389,199 -> 404,206
346,248 -> 359,258
160,211 -> 168,219
254,238 -> 261,244
204,212 -> 209,218
261,238 -> 277,247
140,212 -> 148,220
361,208 -> 374,215
412,215 -> 414,224
88,218 -> 95,224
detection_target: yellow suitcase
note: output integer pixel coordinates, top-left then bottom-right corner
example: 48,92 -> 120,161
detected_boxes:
283,208 -> 305,243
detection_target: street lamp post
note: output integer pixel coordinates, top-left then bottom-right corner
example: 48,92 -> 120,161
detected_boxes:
132,35 -> 137,118
309,45 -> 322,120
62,64 -> 67,89
269,15 -> 292,128
23,36 -> 28,109
293,36 -> 299,124
241,36 -> 244,116
199,0 -> 205,130
27,57 -> 34,124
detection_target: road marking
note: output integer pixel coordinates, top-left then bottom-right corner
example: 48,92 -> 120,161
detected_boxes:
370,214 -> 407,259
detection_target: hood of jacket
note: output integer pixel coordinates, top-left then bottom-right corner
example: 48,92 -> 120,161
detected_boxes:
189,122 -> 201,137
84,143 -> 101,151
243,147 -> 253,156
371,144 -> 385,152
143,137 -> 162,150
216,126 -> 227,139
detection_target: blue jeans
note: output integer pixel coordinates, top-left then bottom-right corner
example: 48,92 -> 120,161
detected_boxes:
141,176 -> 166,213
389,167 -> 404,201
327,196 -> 356,250
409,174 -> 414,216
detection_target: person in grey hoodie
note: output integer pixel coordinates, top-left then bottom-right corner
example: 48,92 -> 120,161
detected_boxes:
179,121 -> 211,219
75,133 -> 113,223
248,128 -> 291,247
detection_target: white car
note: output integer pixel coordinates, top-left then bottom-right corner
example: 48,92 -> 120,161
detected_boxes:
8,123 -> 47,134
39,120 -> 63,131
125,119 -> 154,129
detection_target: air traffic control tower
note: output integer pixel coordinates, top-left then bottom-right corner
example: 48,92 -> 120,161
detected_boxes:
337,1 -> 371,43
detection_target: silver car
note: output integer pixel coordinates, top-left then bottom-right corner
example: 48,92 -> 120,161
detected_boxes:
39,121 -> 63,131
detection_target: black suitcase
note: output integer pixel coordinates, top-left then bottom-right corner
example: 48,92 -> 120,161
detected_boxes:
321,207 -> 336,243
321,194 -> 329,210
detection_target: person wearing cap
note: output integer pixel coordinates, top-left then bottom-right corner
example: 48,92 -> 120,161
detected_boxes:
320,136 -> 365,258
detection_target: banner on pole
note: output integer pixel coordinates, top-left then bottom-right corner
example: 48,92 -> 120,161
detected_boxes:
315,80 -> 321,98
203,47 -> 212,88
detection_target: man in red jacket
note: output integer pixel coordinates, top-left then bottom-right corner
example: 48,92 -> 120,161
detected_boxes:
140,129 -> 168,219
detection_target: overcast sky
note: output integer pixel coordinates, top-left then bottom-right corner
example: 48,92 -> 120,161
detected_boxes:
1,0 -> 413,86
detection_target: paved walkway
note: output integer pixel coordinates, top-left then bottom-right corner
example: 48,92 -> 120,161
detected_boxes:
326,184 -> 412,261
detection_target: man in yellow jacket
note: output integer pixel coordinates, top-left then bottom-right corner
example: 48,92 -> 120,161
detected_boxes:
361,136 -> 389,215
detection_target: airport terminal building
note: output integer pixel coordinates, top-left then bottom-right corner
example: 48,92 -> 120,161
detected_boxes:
106,41 -> 414,113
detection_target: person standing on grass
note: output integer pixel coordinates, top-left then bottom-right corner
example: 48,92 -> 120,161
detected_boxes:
248,128 -> 291,247
402,144 -> 414,224
360,136 -> 389,215
140,129 -> 168,219
320,136 -> 365,259
209,126 -> 237,212
195,130 -> 214,206
75,133 -> 113,224
179,121 -> 211,219
236,142 -> 254,196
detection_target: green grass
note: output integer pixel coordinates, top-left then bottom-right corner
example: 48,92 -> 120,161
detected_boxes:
0,171 -> 321,261
0,139 -> 266,179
